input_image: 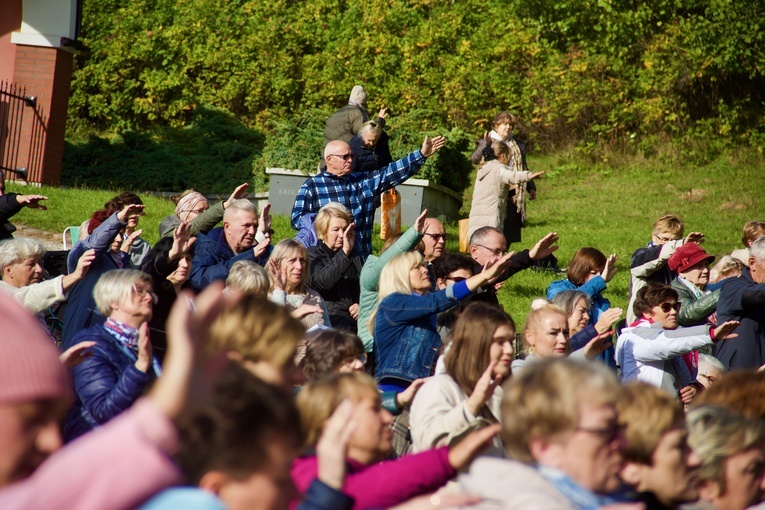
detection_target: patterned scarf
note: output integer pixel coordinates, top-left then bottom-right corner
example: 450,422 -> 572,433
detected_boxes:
103,318 -> 162,376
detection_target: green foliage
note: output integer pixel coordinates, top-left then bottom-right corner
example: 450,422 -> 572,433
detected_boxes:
64,106 -> 265,193
68,0 -> 764,167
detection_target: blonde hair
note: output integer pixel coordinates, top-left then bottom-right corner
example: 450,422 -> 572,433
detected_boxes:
687,405 -> 765,493
296,372 -> 379,447
617,382 -> 684,464
652,214 -> 684,239
369,251 -> 423,334
226,260 -> 269,297
710,255 -> 745,283
269,239 -> 310,294
93,269 -> 152,316
314,202 -> 352,243
523,303 -> 568,356
207,295 -> 305,370
501,358 -> 620,463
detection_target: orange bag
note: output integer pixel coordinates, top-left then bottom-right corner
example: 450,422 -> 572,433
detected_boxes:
381,188 -> 401,240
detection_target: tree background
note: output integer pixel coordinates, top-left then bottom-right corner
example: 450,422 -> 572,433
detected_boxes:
64,0 -> 765,193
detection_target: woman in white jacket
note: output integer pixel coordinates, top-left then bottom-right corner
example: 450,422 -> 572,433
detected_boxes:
467,139 -> 543,240
409,302 -> 514,457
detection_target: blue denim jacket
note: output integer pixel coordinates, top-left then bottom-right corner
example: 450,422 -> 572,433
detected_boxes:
374,282 -> 470,384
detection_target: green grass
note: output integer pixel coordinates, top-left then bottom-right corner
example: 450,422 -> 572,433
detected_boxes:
7,147 -> 762,328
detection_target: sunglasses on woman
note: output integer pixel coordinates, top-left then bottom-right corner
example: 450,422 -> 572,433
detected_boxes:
659,302 -> 681,313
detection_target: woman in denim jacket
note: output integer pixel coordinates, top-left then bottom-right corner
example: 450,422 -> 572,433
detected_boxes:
372,249 -> 514,394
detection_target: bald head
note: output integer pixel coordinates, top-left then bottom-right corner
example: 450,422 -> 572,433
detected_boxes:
324,141 -> 354,177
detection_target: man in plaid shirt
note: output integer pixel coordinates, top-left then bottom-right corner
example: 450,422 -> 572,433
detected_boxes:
291,135 -> 446,260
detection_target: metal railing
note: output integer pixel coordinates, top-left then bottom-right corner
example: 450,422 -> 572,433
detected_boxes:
0,80 -> 46,183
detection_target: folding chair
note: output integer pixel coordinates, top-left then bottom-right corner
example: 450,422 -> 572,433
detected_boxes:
62,226 -> 80,250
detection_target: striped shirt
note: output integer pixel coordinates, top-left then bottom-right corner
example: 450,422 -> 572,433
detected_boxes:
291,150 -> 426,259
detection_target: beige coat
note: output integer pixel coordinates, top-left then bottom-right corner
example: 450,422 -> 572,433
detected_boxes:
468,160 -> 533,239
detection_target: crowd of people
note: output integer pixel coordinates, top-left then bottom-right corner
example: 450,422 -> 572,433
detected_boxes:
1,87 -> 765,510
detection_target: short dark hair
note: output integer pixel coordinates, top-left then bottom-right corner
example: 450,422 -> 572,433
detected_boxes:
633,283 -> 679,318
492,111 -> 517,129
300,329 -> 365,381
142,236 -> 196,276
173,364 -> 302,484
433,253 -> 474,281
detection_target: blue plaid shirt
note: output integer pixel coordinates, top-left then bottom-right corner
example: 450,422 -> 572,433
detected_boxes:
291,150 -> 426,259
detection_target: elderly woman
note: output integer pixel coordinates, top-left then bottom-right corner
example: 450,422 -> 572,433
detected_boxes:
686,405 -> 765,510
62,203 -> 145,348
470,112 -> 536,244
468,140 -> 542,239
551,289 -> 622,353
141,222 -> 195,363
349,120 -> 393,173
307,202 -> 362,333
225,259 -> 270,295
293,372 -> 496,510
668,242 -> 720,326
268,239 -> 330,363
616,283 -> 739,403
0,237 -> 94,316
63,269 -> 160,441
157,183 -> 249,239
410,302 -> 514,458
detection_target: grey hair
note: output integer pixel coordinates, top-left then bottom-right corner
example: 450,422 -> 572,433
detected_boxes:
0,237 -> 46,269
223,199 -> 258,221
93,269 -> 152,316
358,120 -> 382,136
226,260 -> 270,297
710,255 -> 745,282
469,226 -> 505,248
750,236 -> 765,262
550,290 -> 592,318
698,353 -> 726,377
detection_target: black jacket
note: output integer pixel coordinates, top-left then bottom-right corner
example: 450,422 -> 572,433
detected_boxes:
308,242 -> 362,332
0,193 -> 23,239
714,267 -> 765,370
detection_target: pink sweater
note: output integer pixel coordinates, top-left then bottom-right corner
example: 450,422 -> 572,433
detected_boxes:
0,398 -> 181,510
291,447 -> 456,510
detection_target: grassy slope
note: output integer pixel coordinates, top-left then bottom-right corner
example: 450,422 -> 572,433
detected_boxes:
7,151 -> 760,328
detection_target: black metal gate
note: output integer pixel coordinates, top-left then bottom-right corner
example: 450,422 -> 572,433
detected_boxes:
0,80 -> 46,183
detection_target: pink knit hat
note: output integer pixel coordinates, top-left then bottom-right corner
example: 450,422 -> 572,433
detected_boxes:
0,293 -> 71,405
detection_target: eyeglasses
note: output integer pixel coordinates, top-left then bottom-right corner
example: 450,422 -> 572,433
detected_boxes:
132,284 -> 158,305
576,423 -> 625,443
330,153 -> 354,161
475,244 -> 505,257
659,302 -> 681,313
187,207 -> 208,215
424,233 -> 449,242
653,233 -> 678,244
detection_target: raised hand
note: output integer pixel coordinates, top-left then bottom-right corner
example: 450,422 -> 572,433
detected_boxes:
259,202 -> 272,234
480,251 -> 516,285
712,320 -> 740,342
169,221 -> 195,261
224,183 -> 249,209
685,232 -> 705,245
396,378 -> 428,408
59,341 -> 96,369
421,135 -> 446,157
528,232 -> 560,261
72,249 -> 96,279
291,304 -> 323,319
121,228 -> 143,253
268,259 -> 286,291
253,231 -> 271,258
414,209 -> 428,234
134,322 -> 153,373
582,330 -> 613,360
342,222 -> 356,255
529,171 -> 545,180
595,307 -> 623,335
378,107 -> 389,120
601,253 -> 618,282
117,203 -> 145,223
16,194 -> 48,209
466,361 -> 502,415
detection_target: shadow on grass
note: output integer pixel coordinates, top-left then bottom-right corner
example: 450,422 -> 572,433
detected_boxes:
63,105 -> 265,194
